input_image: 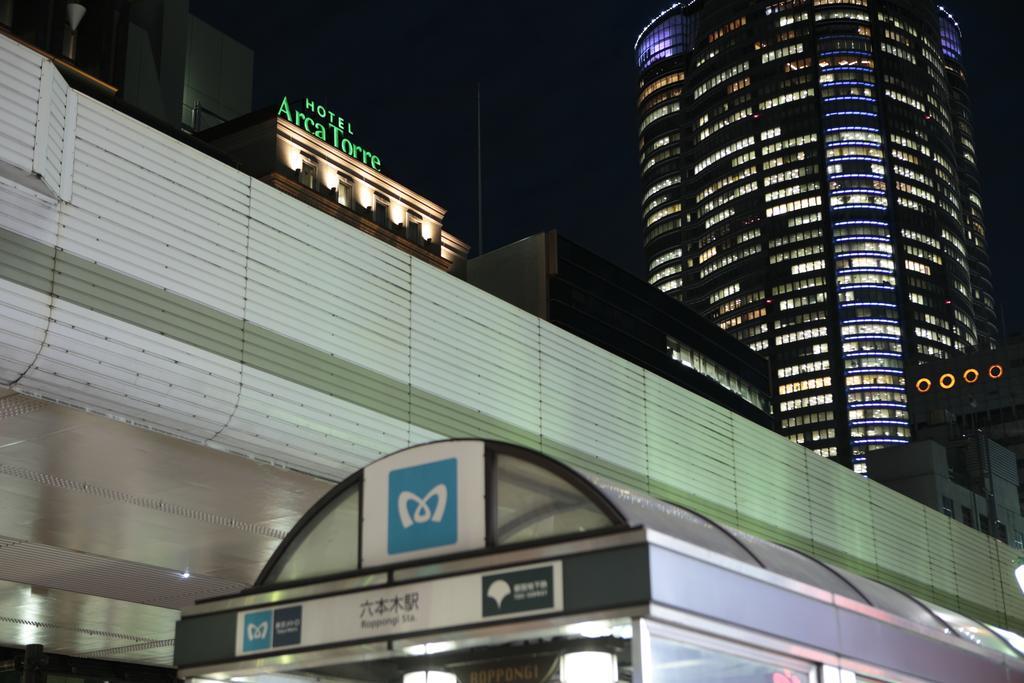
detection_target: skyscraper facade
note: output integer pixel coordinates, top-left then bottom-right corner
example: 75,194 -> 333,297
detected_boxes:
635,0 -> 998,471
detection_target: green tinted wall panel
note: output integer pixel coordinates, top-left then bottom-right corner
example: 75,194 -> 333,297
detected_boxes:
804,454 -> 878,577
733,420 -> 814,552
869,481 -> 939,595
646,372 -> 739,525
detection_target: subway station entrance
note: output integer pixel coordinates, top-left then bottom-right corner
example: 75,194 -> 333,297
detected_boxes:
174,441 -> 1024,683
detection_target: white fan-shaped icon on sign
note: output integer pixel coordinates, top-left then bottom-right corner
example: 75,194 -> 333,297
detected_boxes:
487,579 -> 512,608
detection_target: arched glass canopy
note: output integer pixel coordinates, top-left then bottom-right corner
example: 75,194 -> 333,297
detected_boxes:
255,440 -> 1023,662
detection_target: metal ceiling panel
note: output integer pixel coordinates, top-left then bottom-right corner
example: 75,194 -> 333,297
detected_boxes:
0,394 -> 328,581
0,537 -> 246,609
0,580 -> 175,665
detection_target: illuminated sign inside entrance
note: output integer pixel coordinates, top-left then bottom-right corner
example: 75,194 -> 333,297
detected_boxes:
277,96 -> 382,171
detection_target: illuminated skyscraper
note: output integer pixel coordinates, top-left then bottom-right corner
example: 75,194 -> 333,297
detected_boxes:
635,0 -> 998,471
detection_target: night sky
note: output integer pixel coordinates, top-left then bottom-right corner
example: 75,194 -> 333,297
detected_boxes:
192,2 -> 1024,334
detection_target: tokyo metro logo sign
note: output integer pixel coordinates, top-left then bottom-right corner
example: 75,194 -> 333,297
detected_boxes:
388,458 -> 458,554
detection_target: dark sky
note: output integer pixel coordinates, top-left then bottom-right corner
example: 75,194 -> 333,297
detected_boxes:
191,1 -> 1024,334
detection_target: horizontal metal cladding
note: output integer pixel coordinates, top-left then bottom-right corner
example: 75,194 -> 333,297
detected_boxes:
410,260 -> 542,447
52,251 -> 244,361
211,364 -> 416,481
923,513 -> 960,605
733,419 -> 814,554
0,183 -> 57,384
539,324 -> 649,492
35,61 -> 68,195
995,541 -> 1024,633
645,370 -> 740,525
69,96 -> 249,319
245,193 -> 413,386
0,35 -> 41,175
948,521 -> 1007,625
16,299 -> 241,442
804,453 -> 878,579
0,279 -> 50,386
868,481 -> 936,597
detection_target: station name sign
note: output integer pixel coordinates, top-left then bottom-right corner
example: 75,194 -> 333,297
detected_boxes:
235,560 -> 563,657
277,96 -> 382,171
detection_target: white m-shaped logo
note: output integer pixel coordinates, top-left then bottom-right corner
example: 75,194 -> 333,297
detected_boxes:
397,484 -> 448,529
246,621 -> 268,641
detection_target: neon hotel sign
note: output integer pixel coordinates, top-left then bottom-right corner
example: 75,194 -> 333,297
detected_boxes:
277,96 -> 382,171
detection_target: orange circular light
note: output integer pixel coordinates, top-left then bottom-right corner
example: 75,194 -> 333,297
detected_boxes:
963,368 -> 980,384
989,364 -> 1005,380
939,373 -> 956,390
916,378 -> 932,393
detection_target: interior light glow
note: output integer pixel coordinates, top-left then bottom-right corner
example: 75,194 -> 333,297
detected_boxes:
559,651 -> 617,683
565,620 -> 633,640
285,147 -> 302,172
402,672 -> 456,683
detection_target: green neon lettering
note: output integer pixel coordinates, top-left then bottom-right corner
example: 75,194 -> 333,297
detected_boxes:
348,121 -> 354,134
370,155 -> 381,171
313,122 -> 327,141
351,144 -> 363,160
316,105 -> 326,118
277,96 -> 292,122
330,124 -> 341,147
341,138 -> 355,155
294,111 -> 306,128
327,110 -> 335,125
361,148 -> 372,164
305,98 -> 316,112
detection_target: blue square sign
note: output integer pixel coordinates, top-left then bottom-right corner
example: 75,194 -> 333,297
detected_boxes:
242,610 -> 272,652
388,458 -> 458,555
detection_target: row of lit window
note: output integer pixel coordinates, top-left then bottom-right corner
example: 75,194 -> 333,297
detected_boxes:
639,71 -> 685,104
699,181 -> 758,217
767,194 -> 823,218
781,410 -> 834,430
700,243 -> 762,278
789,428 -> 836,444
696,136 -> 756,174
762,133 -> 818,157
720,307 -> 767,330
760,89 -> 815,112
718,290 -> 766,316
699,107 -> 753,141
779,291 -> 828,311
694,62 -> 750,100
775,309 -> 828,332
773,275 -> 825,296
640,101 -> 680,133
696,165 -> 756,203
780,392 -> 833,412
777,326 -> 828,346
